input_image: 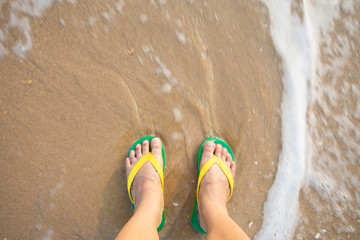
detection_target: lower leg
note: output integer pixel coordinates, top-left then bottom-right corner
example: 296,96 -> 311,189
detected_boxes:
115,189 -> 161,240
201,202 -> 249,240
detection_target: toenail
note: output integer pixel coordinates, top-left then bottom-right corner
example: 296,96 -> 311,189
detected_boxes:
152,138 -> 160,144
206,141 -> 214,147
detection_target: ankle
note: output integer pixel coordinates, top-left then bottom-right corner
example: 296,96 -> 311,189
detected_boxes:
134,186 -> 163,210
199,201 -> 229,231
199,199 -> 228,216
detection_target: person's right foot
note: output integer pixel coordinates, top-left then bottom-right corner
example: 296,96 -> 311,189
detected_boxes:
197,141 -> 236,231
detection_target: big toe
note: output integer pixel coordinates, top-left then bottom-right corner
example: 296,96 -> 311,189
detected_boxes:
201,141 -> 215,166
151,137 -> 163,165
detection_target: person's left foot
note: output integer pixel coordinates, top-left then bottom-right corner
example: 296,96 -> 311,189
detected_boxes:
197,141 -> 236,231
125,137 -> 164,226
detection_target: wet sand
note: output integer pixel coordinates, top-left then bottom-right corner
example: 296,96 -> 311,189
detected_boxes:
1,1 -> 283,239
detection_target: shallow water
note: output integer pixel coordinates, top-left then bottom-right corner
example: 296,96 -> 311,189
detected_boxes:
0,0 -> 359,240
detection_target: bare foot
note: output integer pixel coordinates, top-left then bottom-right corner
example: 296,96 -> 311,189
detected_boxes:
198,141 -> 236,232
125,137 -> 164,227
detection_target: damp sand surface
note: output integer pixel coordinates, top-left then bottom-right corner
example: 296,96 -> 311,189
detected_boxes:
0,1 -> 282,239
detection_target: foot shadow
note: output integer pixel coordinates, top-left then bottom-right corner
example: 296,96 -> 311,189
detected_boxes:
93,162 -> 132,240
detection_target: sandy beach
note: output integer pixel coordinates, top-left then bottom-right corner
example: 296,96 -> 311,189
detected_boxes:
0,0 -> 359,239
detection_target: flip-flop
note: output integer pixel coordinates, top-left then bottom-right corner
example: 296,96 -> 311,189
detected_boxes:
191,137 -> 235,233
127,136 -> 166,232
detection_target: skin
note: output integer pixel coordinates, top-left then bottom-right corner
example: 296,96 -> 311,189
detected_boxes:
115,138 -> 250,240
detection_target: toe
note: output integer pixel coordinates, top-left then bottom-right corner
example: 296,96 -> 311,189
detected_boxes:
203,141 -> 215,154
142,140 -> 149,155
125,157 -> 132,168
135,144 -> 142,159
215,144 -> 222,158
129,150 -> 136,162
151,137 -> 163,164
125,157 -> 132,175
202,140 -> 215,157
200,140 -> 215,169
226,153 -> 233,162
228,155 -> 236,178
221,148 -> 228,161
226,153 -> 232,166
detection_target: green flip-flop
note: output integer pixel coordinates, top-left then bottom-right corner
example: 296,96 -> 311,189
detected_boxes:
127,136 -> 166,232
191,137 -> 235,233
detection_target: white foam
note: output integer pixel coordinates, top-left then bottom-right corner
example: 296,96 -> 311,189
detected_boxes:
40,229 -> 53,240
165,11 -> 170,20
158,0 -> 166,6
355,104 -> 360,120
10,0 -> 57,18
171,132 -> 182,140
89,17 -> 97,27
258,0 -> 359,239
9,12 -> 32,59
59,18 -> 65,26
35,223 -> 41,231
201,50 -> 206,60
116,0 -> 124,13
0,29 -> 6,57
142,45 -> 153,54
154,56 -> 178,85
176,19 -> 182,28
140,14 -> 149,23
102,8 -> 115,21
0,43 -> 7,57
305,1 -> 360,233
0,29 -> 4,41
156,58 -> 171,79
256,0 -> 321,239
141,45 -> 179,87
102,12 -> 111,21
0,0 -> 77,59
344,18 -> 359,36
137,56 -> 143,65
341,0 -> 355,14
49,181 -> 63,198
173,108 -> 182,122
175,30 -> 186,44
161,83 -> 172,93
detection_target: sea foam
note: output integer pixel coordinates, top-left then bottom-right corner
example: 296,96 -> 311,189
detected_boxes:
257,0 -> 358,239
256,0 -> 343,239
255,1 -> 311,239
0,0 -> 76,58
